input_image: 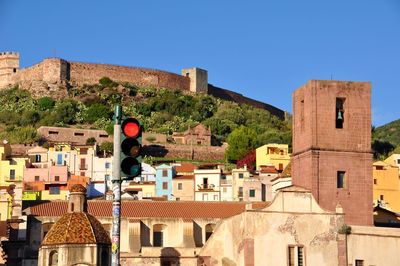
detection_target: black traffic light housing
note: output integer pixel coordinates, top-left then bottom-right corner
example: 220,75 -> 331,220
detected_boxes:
120,118 -> 142,180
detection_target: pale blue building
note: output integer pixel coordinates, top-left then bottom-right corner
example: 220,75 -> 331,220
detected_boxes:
155,164 -> 176,200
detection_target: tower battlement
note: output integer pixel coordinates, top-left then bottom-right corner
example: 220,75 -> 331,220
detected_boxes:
0,51 -> 20,87
0,51 -> 20,58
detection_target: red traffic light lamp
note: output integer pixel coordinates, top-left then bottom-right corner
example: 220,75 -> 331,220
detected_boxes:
120,118 -> 142,179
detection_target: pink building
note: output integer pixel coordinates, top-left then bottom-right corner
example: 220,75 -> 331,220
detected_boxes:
24,166 -> 68,183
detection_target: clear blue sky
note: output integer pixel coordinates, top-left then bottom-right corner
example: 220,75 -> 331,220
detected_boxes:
1,0 -> 399,126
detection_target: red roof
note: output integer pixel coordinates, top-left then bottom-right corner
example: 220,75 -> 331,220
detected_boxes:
260,165 -> 277,174
29,201 -> 269,219
175,163 -> 196,173
124,188 -> 142,192
173,175 -> 194,180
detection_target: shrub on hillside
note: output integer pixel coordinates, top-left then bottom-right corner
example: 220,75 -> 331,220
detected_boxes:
99,77 -> 118,88
85,103 -> 111,123
37,97 -> 55,111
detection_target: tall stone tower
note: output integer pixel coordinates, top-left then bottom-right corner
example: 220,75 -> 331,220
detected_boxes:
291,80 -> 373,226
0,52 -> 19,87
182,67 -> 208,93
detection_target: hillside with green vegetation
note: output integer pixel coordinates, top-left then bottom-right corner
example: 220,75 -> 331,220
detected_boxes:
372,120 -> 400,159
0,77 -> 291,162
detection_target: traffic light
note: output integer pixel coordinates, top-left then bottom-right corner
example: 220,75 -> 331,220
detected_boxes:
120,118 -> 142,180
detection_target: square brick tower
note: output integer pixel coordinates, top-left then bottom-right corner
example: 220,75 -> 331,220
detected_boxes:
291,80 -> 373,226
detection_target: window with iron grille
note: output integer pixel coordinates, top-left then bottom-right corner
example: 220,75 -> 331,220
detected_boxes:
288,246 -> 304,266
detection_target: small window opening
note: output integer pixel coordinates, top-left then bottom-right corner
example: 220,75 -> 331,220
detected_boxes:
13,68 -> 17,73
355,260 -> 364,266
337,171 -> 346,188
336,98 -> 345,129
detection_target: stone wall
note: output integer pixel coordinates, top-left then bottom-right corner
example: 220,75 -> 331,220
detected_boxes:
143,144 -> 226,161
7,58 -> 69,98
0,55 -> 286,120
68,61 -> 190,90
3,58 -> 191,97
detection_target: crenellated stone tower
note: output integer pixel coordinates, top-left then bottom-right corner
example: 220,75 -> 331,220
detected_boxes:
0,51 -> 19,87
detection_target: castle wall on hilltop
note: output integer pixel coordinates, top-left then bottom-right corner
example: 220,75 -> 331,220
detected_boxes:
68,61 -> 190,90
0,52 -> 286,119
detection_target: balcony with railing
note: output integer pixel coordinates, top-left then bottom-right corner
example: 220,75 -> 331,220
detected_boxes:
4,175 -> 23,182
197,183 -> 216,191
79,164 -> 88,170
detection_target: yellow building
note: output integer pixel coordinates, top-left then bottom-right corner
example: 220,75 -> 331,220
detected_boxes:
126,182 -> 156,198
373,161 -> 400,212
0,142 -> 28,186
0,188 -> 12,221
255,143 -> 290,172
384,153 -> 400,173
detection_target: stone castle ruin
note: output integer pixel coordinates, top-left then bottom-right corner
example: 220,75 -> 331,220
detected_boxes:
0,51 -> 285,119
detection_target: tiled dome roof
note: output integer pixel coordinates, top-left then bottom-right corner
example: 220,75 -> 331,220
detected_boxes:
41,212 -> 110,246
70,184 -> 87,193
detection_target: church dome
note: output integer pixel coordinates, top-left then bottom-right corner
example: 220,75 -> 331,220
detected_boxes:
41,212 -> 111,246
70,184 -> 87,193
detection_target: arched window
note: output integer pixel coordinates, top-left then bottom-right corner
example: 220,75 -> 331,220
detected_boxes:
49,250 -> 58,266
205,223 -> 216,241
153,224 -> 167,247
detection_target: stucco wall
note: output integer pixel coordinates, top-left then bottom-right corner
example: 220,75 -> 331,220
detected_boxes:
199,189 -> 343,266
347,226 -> 400,266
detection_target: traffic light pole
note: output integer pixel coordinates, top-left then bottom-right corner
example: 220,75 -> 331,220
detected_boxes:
111,106 -> 122,266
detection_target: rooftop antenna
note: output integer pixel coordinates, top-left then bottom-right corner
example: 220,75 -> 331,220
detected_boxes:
330,74 -> 333,80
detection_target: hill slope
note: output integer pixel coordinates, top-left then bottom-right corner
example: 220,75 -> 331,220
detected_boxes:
0,79 -> 291,150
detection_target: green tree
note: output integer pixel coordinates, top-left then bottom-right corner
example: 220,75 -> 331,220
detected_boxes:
372,140 -> 395,160
54,99 -> 79,124
225,126 -> 257,162
37,97 -> 55,111
21,110 -> 41,126
86,137 -> 96,145
100,141 -> 113,154
85,103 -> 111,123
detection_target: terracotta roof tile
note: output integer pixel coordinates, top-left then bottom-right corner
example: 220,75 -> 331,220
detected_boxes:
173,175 -> 194,180
29,201 -> 269,219
175,163 -> 196,173
260,165 -> 277,174
42,212 -> 111,246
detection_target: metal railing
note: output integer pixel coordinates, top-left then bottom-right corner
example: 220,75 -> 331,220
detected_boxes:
198,183 -> 215,190
4,176 -> 23,182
